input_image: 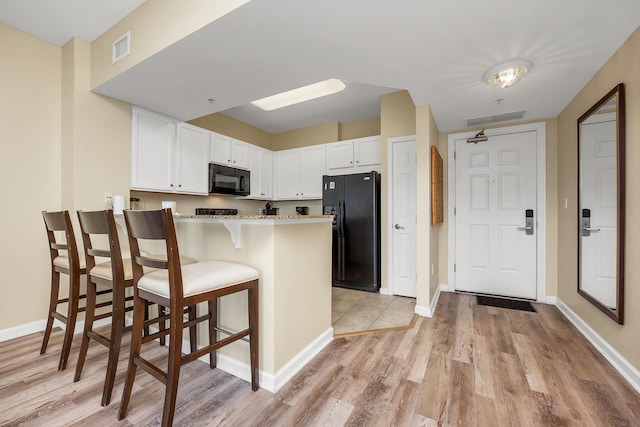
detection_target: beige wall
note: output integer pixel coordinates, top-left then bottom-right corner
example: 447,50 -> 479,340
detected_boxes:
272,122 -> 340,151
341,117 -> 381,140
415,106 -> 432,308
91,0 -> 250,89
0,25 -> 62,329
557,26 -> 640,369
62,38 -> 131,213
437,118 -> 559,301
380,91 -> 417,291
188,112 -> 272,149
428,108 -> 442,300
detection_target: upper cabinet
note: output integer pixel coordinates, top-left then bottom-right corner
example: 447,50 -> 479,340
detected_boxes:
174,123 -> 211,194
326,136 -> 381,175
131,107 -> 210,195
249,145 -> 273,199
274,145 -> 326,200
211,133 -> 250,170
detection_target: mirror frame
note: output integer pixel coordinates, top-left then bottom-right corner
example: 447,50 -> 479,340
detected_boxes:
577,83 -> 625,324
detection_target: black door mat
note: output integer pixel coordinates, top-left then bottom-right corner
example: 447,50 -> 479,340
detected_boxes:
476,295 -> 536,312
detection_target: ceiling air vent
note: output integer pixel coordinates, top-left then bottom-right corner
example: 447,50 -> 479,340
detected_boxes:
465,110 -> 526,127
112,32 -> 130,64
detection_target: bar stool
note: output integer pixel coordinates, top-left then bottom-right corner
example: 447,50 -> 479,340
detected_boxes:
41,210 -> 108,370
74,209 -> 198,406
118,209 -> 259,427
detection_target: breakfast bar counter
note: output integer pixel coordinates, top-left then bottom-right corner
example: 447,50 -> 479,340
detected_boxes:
152,214 -> 334,392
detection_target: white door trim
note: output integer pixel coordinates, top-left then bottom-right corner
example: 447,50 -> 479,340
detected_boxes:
385,135 -> 417,296
447,122 -> 547,301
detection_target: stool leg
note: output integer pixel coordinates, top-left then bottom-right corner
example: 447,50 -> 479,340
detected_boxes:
59,272 -> 80,370
248,283 -> 259,391
102,284 -> 125,406
41,270 -> 60,355
188,305 -> 197,353
74,279 -> 97,382
158,304 -> 167,346
119,294 -> 145,421
208,298 -> 217,369
162,307 -> 184,427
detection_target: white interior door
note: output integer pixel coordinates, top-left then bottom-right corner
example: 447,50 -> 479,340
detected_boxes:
580,116 -> 617,308
454,131 -> 537,299
391,139 -> 416,297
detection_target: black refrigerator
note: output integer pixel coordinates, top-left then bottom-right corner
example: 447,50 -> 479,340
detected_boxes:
322,171 -> 381,292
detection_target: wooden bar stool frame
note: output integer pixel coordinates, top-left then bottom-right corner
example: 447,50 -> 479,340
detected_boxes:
118,209 -> 259,427
41,210 -> 112,370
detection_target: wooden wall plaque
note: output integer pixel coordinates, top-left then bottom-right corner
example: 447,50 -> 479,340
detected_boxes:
431,145 -> 444,226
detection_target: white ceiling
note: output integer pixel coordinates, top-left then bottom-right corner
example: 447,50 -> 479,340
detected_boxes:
2,0 -> 640,133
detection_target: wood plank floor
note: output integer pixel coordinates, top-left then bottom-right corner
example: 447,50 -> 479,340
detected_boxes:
1,292 -> 639,426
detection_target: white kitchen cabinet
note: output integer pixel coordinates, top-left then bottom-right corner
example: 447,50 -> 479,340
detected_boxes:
326,140 -> 354,170
131,108 -> 210,195
300,145 -> 326,198
131,108 -> 175,192
249,145 -> 273,199
326,136 -> 381,175
175,123 -> 211,194
211,132 -> 250,170
275,149 -> 301,199
275,145 -> 326,199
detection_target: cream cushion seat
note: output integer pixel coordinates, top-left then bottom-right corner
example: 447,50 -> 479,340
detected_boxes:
90,255 -> 197,281
138,261 -> 259,298
53,255 -> 86,270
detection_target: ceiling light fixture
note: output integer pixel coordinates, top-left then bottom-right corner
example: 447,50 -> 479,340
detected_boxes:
251,78 -> 346,111
484,60 -> 532,89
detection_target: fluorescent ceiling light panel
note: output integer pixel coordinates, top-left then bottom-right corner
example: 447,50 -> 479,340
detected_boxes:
251,79 -> 346,111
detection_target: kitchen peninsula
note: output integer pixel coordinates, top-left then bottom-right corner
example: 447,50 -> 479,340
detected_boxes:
147,214 -> 334,392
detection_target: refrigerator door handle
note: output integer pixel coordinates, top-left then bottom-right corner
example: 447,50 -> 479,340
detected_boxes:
339,198 -> 345,281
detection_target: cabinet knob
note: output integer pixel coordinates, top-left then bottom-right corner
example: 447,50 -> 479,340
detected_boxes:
350,161 -> 353,164
170,184 -> 174,187
178,184 -> 182,188
356,161 -> 359,164
296,193 -> 299,196
233,160 -> 236,164
228,159 -> 231,162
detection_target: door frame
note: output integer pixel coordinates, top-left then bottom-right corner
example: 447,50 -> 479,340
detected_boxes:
447,122 -> 547,301
385,135 -> 417,296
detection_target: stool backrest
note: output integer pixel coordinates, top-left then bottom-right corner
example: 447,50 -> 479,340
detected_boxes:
123,209 -> 184,300
77,210 -> 124,281
42,210 -> 81,273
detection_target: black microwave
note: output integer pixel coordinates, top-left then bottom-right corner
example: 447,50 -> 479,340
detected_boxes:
209,163 -> 250,196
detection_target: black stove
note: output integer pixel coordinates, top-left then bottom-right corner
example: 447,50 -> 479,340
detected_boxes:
195,208 -> 238,216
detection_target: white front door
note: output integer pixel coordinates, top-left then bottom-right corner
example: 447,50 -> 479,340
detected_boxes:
391,139 -> 417,297
454,130 -> 538,299
580,115 -> 617,308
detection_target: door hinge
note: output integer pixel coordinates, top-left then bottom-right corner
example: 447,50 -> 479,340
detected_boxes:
454,263 -> 456,272
454,207 -> 456,216
454,151 -> 456,160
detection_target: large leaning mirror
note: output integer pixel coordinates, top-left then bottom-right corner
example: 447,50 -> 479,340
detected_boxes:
578,83 -> 625,324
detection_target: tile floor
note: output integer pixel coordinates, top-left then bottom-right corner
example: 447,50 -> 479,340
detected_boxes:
331,287 -> 416,335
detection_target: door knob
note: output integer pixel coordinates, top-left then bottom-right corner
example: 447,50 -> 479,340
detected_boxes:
394,224 -> 404,230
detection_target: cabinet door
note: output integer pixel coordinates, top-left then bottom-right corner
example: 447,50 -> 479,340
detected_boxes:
211,133 -> 231,165
260,149 -> 273,198
326,141 -> 354,170
249,146 -> 262,198
231,140 -> 250,169
275,150 -> 300,199
175,123 -> 210,195
300,146 -> 326,198
355,136 -> 381,167
131,108 -> 175,192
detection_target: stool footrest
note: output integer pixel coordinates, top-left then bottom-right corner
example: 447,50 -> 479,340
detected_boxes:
87,330 -> 110,347
133,355 -> 167,384
182,328 -> 250,364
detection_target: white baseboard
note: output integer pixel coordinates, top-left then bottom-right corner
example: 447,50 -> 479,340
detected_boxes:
0,317 -> 112,343
415,283 -> 445,318
379,287 -> 392,296
192,327 -> 334,393
439,283 -> 455,293
555,298 -> 640,394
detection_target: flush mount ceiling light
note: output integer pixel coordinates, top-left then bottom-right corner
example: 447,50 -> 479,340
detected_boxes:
484,60 -> 532,89
251,78 -> 346,111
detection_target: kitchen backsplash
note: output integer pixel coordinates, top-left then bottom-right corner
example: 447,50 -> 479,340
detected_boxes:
129,191 -> 323,216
